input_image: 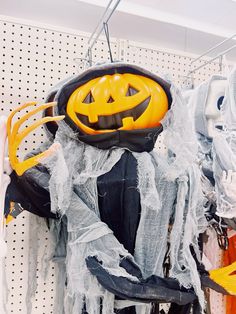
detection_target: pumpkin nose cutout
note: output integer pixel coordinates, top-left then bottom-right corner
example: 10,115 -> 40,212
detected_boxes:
107,96 -> 114,103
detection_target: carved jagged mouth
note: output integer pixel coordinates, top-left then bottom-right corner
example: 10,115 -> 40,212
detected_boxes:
76,96 -> 151,130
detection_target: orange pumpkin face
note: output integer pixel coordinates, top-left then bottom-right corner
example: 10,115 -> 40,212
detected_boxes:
66,73 -> 168,135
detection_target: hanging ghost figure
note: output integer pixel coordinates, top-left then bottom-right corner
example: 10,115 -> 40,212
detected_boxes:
191,72 -> 236,297
192,72 -> 236,230
211,68 -> 236,314
4,63 -> 234,314
191,76 -> 228,228
212,69 -> 236,225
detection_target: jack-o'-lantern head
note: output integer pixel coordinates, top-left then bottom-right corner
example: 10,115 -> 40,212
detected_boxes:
47,63 -> 172,151
66,73 -> 168,135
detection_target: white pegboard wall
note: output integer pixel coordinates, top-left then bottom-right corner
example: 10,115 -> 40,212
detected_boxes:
5,212 -> 29,313
0,17 -> 227,314
123,41 -> 221,88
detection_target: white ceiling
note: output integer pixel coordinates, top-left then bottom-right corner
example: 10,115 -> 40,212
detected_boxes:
1,0 -> 236,62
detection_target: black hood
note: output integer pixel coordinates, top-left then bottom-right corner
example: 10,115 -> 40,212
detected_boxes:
45,63 -> 172,152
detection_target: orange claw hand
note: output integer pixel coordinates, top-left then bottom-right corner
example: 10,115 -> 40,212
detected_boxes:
210,261 -> 236,295
7,102 -> 64,176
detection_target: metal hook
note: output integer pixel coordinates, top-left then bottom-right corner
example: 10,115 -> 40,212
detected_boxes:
73,56 -> 94,71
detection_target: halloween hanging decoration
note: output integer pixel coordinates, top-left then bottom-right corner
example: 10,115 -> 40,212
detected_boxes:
212,69 -> 236,311
4,63 -> 236,314
66,74 -> 168,134
191,73 -> 236,314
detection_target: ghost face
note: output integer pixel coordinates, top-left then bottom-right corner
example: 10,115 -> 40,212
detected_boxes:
205,80 -> 227,138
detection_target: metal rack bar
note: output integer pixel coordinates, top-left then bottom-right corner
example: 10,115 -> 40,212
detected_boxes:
190,33 -> 236,65
184,33 -> 236,82
188,44 -> 236,76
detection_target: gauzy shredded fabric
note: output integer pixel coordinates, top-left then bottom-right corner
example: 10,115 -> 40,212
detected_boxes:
190,74 -> 232,314
190,75 -> 226,214
212,67 -> 236,219
190,73 -> 236,220
24,82 -> 207,314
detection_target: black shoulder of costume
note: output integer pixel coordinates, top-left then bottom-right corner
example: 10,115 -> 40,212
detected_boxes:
5,170 -> 57,219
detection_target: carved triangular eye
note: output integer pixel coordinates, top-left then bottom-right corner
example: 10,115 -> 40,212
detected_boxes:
107,96 -> 114,103
126,85 -> 139,96
82,91 -> 94,103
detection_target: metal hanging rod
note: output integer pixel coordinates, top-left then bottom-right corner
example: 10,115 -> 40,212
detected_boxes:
188,44 -> 236,76
190,33 -> 236,65
84,0 -> 122,65
88,0 -> 114,45
184,33 -> 236,82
